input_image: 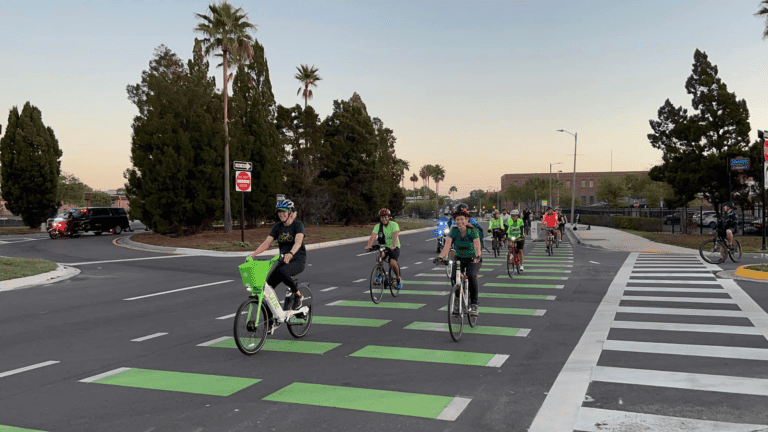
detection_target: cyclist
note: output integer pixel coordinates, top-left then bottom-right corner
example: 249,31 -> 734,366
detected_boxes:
488,210 -> 506,248
469,216 -> 486,251
522,207 -> 531,234
506,209 -> 525,271
365,208 -> 402,290
556,208 -> 567,243
500,208 -> 511,226
436,207 -> 482,317
250,199 -> 306,310
720,202 -> 738,259
542,207 -> 558,249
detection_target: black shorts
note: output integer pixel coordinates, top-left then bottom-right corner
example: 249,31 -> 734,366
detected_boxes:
388,247 -> 401,262
509,237 -> 525,249
558,223 -> 565,231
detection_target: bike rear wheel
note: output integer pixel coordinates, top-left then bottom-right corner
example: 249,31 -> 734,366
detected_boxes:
369,266 -> 385,304
233,298 -> 269,355
287,287 -> 313,338
729,239 -> 742,263
492,237 -> 499,258
547,238 -> 553,256
389,266 -> 400,297
699,239 -> 726,264
444,250 -> 455,279
447,288 -> 463,342
466,286 -> 477,328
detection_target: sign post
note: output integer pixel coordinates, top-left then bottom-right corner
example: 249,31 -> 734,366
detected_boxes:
233,161 -> 252,243
760,132 -> 768,251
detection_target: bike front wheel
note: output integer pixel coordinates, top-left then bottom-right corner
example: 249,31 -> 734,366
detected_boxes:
287,287 -> 313,338
370,266 -> 385,304
389,266 -> 399,297
506,249 -> 514,278
447,288 -> 463,342
233,298 -> 269,355
729,239 -> 742,263
492,237 -> 499,258
699,239 -> 726,264
466,287 -> 477,328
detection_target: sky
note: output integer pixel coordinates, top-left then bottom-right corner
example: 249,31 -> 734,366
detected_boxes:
2,0 -> 768,199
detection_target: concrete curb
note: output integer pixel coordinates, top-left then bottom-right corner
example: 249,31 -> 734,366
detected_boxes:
734,265 -> 768,281
717,269 -> 768,284
566,226 -> 583,245
0,265 -> 81,293
117,226 -> 435,257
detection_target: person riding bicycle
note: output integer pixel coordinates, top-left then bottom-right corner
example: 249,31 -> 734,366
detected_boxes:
436,207 -> 482,317
500,208 -> 511,225
506,209 -> 526,271
720,202 -> 738,258
365,208 -> 403,290
556,208 -> 567,243
522,207 -> 531,233
250,199 -> 306,311
542,207 -> 558,248
468,216 -> 485,251
488,210 -> 506,246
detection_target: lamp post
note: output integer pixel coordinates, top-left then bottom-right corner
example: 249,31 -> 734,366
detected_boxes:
549,162 -> 562,210
557,129 -> 577,227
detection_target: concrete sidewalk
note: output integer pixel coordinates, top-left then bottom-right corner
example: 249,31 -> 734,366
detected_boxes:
567,223 -> 698,254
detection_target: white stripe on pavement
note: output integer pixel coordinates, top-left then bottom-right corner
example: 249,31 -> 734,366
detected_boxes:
589,261 -> 600,264
197,336 -> 231,347
611,320 -> 762,335
216,313 -> 236,320
130,332 -> 168,342
486,354 -> 510,367
63,255 -> 192,266
620,295 -> 736,304
629,273 -> 716,277
602,340 -> 768,361
623,287 -> 725,293
0,361 -> 60,378
627,279 -> 721,284
353,279 -> 366,283
436,397 -> 472,421
79,367 -> 131,383
123,280 -> 233,301
574,407 -> 768,432
616,306 -> 745,317
320,287 -> 338,292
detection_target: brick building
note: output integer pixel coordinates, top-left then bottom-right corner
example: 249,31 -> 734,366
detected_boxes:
500,170 -> 649,210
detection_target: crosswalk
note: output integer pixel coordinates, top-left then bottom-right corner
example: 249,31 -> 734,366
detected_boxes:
529,252 -> 768,432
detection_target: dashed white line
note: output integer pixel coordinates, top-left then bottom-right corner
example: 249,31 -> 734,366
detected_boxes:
216,313 -> 236,320
63,255 -> 192,266
353,279 -> 366,283
589,261 -> 600,264
79,367 -> 131,383
321,286 -> 338,292
437,397 -> 472,421
131,332 -> 168,342
123,280 -> 233,301
414,262 -> 423,265
0,361 -> 60,378
197,336 -> 231,347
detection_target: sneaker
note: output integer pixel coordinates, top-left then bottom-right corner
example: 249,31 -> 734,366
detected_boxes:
292,294 -> 303,311
519,265 -> 524,272
469,304 -> 479,317
396,281 -> 403,290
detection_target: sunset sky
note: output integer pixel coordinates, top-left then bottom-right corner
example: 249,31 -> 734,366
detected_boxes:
2,1 -> 768,198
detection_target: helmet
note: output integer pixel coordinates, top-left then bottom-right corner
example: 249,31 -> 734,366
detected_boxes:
493,210 -> 499,215
452,207 -> 470,219
276,199 -> 295,212
511,210 -> 520,215
501,208 -> 507,212
456,203 -> 469,212
723,201 -> 735,209
378,208 -> 391,217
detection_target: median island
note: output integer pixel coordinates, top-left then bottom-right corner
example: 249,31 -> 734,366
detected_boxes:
130,219 -> 430,252
0,257 -> 58,281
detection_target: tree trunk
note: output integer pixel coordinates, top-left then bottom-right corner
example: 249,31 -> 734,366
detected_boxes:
223,51 -> 232,232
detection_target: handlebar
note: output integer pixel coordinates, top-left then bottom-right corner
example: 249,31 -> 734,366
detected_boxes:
367,244 -> 390,252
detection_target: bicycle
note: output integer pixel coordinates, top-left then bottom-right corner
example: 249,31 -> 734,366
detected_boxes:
233,255 -> 313,355
699,223 -> 742,264
367,244 -> 400,303
506,235 -> 522,278
489,228 -> 505,258
544,227 -> 555,256
433,257 -> 478,342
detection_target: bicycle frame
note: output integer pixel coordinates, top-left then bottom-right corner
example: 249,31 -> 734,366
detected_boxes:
247,260 -> 310,327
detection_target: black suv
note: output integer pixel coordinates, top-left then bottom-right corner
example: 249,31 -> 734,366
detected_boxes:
73,207 -> 131,235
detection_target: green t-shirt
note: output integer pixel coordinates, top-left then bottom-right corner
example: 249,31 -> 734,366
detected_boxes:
449,226 -> 480,259
373,221 -> 401,248
489,218 -> 505,231
506,218 -> 525,238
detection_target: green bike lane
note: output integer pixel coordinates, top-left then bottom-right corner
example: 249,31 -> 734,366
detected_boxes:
0,227 -> 628,431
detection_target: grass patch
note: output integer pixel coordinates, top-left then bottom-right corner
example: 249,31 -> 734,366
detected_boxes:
0,257 -> 58,281
617,229 -> 767,253
744,264 -> 768,272
0,226 -> 41,235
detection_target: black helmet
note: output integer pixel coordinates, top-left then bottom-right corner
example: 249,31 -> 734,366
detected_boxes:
453,207 -> 470,219
456,203 -> 468,211
723,202 -> 735,210
378,208 -> 391,217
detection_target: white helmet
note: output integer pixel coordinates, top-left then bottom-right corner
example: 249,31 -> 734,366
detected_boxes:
511,210 -> 520,215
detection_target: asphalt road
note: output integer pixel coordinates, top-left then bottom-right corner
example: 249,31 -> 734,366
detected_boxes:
1,223 -> 768,431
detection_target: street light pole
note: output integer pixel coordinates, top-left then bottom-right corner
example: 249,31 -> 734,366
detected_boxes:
557,130 -> 577,227
549,162 -> 562,210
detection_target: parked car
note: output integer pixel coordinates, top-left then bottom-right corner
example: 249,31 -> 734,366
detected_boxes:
692,211 -> 716,226
663,214 -> 681,225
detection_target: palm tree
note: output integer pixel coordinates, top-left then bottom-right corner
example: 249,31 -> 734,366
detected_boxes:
295,64 -> 322,109
757,1 -> 768,38
395,159 -> 410,190
431,164 -> 445,196
449,185 -> 458,200
195,1 -> 256,233
419,166 -> 429,192
410,173 -> 419,194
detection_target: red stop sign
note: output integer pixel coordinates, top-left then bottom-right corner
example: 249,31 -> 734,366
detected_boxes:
235,171 -> 251,192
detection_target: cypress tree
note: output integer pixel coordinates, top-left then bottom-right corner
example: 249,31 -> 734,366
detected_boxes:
0,102 -> 62,228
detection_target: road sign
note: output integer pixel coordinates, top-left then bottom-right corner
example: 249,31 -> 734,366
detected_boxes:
730,157 -> 750,171
233,161 -> 252,172
235,171 -> 251,192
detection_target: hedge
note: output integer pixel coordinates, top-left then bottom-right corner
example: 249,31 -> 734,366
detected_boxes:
579,214 -> 662,232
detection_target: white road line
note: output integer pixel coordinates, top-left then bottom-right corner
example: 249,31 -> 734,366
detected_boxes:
633,264 -> 709,267
400,266 -> 408,270
602,340 -> 768,361
624,287 -> 725,293
612,320 -> 762,335
574,407 -> 768,432
123,280 -> 233,301
356,252 -> 376,257
353,278 -> 366,283
589,261 -> 600,264
630,273 -> 715,277
486,354 -> 510,367
534,310 -> 546,316
719,278 -> 768,343
131,332 -> 168,342
621,295 -> 736,304
436,397 -> 472,421
414,262 -> 423,265
326,300 -> 344,306
79,367 -> 131,383
425,237 -> 437,242
632,267 -> 711,271
627,279 -> 720,284
63,255 -> 192,266
0,360 -> 60,378
320,286 -> 338,292
616,306 -> 745,317
197,336 -> 231,347
591,366 -> 768,397
216,313 -> 236,320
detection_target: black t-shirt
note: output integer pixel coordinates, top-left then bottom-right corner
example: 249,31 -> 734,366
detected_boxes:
269,221 -> 307,261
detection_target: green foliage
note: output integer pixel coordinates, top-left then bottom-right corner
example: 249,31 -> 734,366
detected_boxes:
613,216 -> 662,232
58,172 -> 88,207
90,191 -> 112,207
294,64 -> 322,108
0,102 -> 62,228
641,181 -> 675,207
125,45 -> 224,234
596,176 -> 629,207
648,49 -> 751,210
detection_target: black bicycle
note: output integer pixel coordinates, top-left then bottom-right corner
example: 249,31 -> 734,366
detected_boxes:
367,244 -> 399,303
489,228 -> 505,258
699,222 -> 742,264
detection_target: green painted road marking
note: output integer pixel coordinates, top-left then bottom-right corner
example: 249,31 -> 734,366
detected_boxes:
522,263 -> 572,267
313,316 -> 390,327
480,293 -> 554,300
480,268 -> 495,271
349,345 -> 508,367
439,306 -> 545,315
525,259 -> 572,262
404,321 -> 529,337
207,337 -> 341,354
88,368 -> 259,396
485,282 -> 564,289
497,275 -> 568,280
0,426 -> 46,432
483,263 -> 501,266
263,382 -> 471,420
327,300 -> 425,309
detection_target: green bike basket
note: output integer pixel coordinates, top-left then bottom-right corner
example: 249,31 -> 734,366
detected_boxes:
238,256 -> 277,295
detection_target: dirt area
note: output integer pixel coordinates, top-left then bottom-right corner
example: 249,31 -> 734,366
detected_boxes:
131,219 -> 430,251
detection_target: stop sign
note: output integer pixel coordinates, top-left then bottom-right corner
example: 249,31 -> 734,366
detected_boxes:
235,171 -> 251,192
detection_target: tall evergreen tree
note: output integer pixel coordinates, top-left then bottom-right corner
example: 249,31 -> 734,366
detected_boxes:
125,44 -> 224,234
648,49 -> 751,211
0,102 -> 62,228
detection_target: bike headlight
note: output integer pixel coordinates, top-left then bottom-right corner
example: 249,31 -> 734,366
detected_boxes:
443,228 -> 450,234
510,236 -> 517,241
